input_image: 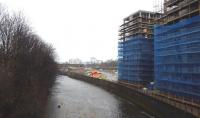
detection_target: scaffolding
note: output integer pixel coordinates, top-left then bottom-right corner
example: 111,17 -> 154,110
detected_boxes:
154,15 -> 200,100
163,0 -> 200,24
153,0 -> 164,13
118,35 -> 154,85
118,10 -> 161,85
119,10 -> 162,40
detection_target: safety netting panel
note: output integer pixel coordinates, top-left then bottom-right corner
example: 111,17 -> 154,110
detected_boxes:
154,16 -> 200,100
118,36 -> 154,84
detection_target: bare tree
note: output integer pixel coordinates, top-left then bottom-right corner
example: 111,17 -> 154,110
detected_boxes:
0,5 -> 57,118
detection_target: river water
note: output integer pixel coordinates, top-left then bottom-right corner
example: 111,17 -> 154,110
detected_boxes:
45,75 -> 153,118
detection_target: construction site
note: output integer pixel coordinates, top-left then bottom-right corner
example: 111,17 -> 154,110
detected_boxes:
154,0 -> 200,101
163,0 -> 200,24
118,0 -> 200,117
118,10 -> 162,86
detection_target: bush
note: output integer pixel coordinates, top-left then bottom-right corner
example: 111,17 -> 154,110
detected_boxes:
0,6 -> 57,118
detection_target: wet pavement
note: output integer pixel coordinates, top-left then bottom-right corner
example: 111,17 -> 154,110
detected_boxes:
45,75 -> 153,118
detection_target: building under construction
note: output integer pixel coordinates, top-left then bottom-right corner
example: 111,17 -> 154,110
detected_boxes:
154,0 -> 200,100
118,10 -> 162,85
163,0 -> 200,24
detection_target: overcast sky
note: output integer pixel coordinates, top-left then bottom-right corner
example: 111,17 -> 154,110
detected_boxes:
0,0 -> 155,62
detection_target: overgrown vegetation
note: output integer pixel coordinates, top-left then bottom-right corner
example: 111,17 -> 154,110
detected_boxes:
0,6 -> 57,118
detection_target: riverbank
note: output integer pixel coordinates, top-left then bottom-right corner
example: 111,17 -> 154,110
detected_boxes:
45,75 -> 153,118
61,72 -> 198,118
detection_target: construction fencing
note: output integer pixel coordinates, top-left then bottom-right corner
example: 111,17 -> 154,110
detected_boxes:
118,35 -> 154,85
154,15 -> 200,100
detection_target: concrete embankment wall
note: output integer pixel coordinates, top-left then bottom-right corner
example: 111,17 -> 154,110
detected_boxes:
62,72 -> 196,118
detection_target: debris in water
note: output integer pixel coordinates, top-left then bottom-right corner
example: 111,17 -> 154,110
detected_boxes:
58,105 -> 61,108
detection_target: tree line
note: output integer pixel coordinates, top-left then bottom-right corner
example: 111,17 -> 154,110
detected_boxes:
0,5 -> 57,118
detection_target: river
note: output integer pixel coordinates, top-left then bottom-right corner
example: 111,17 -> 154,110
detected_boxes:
45,75 -> 153,118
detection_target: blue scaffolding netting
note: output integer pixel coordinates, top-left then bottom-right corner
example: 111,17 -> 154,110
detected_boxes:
118,35 -> 154,84
154,15 -> 200,100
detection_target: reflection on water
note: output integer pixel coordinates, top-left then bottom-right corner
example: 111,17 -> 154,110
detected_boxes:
45,75 -> 152,118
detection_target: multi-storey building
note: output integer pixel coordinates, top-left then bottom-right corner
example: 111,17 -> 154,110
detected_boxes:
164,0 -> 200,24
118,10 -> 162,86
154,0 -> 200,100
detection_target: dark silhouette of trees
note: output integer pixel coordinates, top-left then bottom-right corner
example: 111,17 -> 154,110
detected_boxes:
0,5 -> 57,118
